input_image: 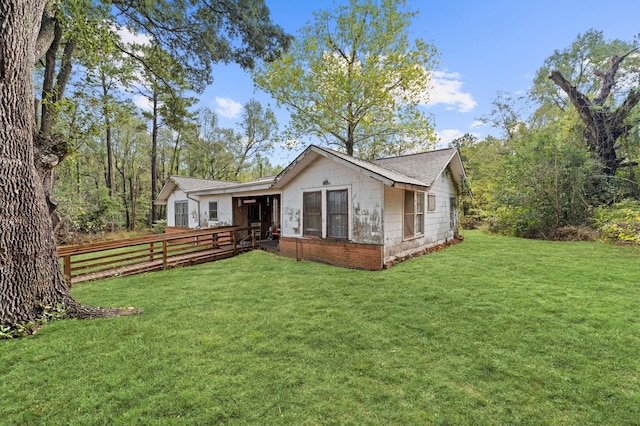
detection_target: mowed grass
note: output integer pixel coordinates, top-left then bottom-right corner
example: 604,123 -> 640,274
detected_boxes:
2,231 -> 640,425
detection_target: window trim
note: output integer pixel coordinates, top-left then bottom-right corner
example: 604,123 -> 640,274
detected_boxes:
302,191 -> 322,238
404,190 -> 426,240
450,196 -> 458,230
174,200 -> 188,228
403,190 -> 415,239
208,201 -> 218,221
327,189 -> 348,239
416,192 -> 425,235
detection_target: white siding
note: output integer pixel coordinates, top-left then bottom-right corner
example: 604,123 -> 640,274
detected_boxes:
166,189 -> 198,228
383,167 -> 459,263
198,194 -> 233,228
280,156 -> 384,244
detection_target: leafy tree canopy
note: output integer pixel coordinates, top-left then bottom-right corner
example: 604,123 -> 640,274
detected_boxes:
253,0 -> 438,159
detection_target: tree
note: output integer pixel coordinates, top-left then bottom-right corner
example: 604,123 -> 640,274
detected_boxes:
0,0 -> 290,335
533,30 -> 640,176
230,100 -> 278,178
0,0 -> 140,335
134,43 -> 197,223
493,124 -> 601,238
253,0 -> 438,158
183,108 -> 236,180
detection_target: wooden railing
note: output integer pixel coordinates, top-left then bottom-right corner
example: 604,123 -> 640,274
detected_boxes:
57,226 -> 260,284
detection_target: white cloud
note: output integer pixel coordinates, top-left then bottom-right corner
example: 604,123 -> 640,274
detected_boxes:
436,129 -> 464,147
470,120 -> 484,129
214,97 -> 242,118
113,25 -> 152,46
133,94 -> 153,112
425,71 -> 477,113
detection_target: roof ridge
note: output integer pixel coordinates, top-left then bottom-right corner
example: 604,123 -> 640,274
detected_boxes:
374,146 -> 456,162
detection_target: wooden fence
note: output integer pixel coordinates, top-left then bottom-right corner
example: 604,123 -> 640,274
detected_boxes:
57,226 -> 260,285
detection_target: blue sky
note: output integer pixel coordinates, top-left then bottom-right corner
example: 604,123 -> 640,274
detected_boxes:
194,0 -> 639,166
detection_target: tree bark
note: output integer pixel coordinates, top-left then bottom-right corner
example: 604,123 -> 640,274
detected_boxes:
151,89 -> 159,223
102,73 -> 114,196
0,0 -> 141,333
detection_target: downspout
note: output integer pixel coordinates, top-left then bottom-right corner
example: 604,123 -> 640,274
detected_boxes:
186,192 -> 201,229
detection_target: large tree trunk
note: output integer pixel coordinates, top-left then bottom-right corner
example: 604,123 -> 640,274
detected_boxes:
0,0 -> 140,334
37,16 -> 76,230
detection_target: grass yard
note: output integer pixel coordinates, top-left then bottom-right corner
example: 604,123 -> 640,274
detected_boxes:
2,231 -> 640,425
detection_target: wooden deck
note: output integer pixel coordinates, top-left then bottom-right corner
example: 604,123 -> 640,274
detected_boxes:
58,227 -> 260,285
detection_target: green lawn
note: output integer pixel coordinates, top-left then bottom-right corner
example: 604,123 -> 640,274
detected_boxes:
2,231 -> 640,425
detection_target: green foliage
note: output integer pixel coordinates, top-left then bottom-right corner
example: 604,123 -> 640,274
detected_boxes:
56,184 -> 125,235
488,126 -> 604,237
253,0 -> 438,157
151,219 -> 167,234
593,199 -> 640,244
2,232 -> 640,423
0,304 -> 67,339
530,29 -> 639,109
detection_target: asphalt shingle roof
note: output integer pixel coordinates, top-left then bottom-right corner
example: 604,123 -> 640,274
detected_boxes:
373,148 -> 458,188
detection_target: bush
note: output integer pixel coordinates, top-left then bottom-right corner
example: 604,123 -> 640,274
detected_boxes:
152,219 -> 167,234
593,200 -> 640,244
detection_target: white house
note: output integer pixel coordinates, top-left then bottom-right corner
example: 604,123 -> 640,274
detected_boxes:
155,145 -> 466,270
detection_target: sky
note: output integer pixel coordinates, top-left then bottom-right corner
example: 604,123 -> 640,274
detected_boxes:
191,0 -> 640,166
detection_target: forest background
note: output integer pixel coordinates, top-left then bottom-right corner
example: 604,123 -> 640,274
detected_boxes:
42,1 -> 640,245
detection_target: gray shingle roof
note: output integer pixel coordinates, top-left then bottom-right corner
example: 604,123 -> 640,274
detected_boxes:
373,148 -> 459,188
169,176 -> 239,191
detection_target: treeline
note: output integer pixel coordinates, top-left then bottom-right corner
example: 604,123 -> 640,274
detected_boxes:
455,30 -> 640,243
52,99 -> 281,239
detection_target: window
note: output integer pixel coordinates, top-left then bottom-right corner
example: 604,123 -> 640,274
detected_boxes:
416,192 -> 425,235
404,190 -> 426,238
404,191 -> 415,238
303,192 -> 322,237
428,193 -> 436,212
175,200 -> 188,227
208,201 -> 218,221
327,190 -> 348,238
450,197 -> 458,229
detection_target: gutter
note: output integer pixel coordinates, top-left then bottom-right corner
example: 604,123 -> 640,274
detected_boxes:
186,193 -> 201,228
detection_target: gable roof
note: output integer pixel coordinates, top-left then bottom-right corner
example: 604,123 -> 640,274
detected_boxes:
272,145 -> 465,191
156,145 -> 467,204
155,176 -> 239,205
373,147 -> 466,190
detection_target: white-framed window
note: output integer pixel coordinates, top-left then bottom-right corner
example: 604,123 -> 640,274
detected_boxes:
208,201 -> 218,221
303,191 -> 322,237
327,189 -> 348,239
175,200 -> 188,227
404,191 -> 415,238
450,197 -> 458,230
416,192 -> 425,235
404,190 -> 425,239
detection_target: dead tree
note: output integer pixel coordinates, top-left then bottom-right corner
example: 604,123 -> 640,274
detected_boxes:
549,49 -> 640,176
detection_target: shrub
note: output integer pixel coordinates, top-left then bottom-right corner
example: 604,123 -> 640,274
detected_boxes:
593,200 -> 640,244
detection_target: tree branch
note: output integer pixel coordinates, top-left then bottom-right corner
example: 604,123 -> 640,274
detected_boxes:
549,70 -> 595,127
35,5 -> 56,63
611,88 -> 640,130
593,48 -> 639,105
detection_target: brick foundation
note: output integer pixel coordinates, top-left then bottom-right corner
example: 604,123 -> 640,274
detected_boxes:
279,237 -> 384,270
